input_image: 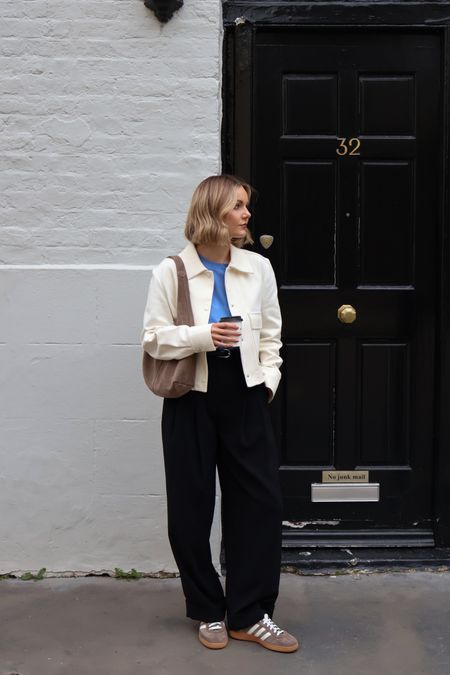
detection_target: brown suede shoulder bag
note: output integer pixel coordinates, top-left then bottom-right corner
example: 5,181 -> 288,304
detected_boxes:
142,255 -> 196,398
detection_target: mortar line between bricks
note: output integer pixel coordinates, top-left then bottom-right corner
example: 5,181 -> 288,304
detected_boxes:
2,416 -> 159,420
0,264 -> 155,270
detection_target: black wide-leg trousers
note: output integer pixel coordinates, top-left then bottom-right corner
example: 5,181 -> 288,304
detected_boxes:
161,349 -> 283,631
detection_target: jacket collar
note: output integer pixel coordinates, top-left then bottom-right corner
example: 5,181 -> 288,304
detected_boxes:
180,241 -> 254,279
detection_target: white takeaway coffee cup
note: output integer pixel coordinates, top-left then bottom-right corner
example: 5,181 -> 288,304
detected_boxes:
219,315 -> 243,348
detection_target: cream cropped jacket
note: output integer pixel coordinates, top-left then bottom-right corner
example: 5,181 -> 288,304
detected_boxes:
141,241 -> 283,400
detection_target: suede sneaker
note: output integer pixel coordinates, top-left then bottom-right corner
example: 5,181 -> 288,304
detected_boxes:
229,613 -> 299,653
198,621 -> 228,649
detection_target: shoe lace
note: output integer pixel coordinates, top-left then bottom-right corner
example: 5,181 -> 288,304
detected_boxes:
261,613 -> 284,636
207,622 -> 223,631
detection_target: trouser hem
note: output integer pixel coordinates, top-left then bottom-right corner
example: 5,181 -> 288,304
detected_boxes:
227,605 -> 276,631
186,602 -> 226,623
227,613 -> 266,631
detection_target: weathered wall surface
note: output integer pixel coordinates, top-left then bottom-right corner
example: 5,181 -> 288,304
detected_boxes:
0,0 -> 223,573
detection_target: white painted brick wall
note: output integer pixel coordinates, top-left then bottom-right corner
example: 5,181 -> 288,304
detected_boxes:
0,0 -> 222,265
0,0 -> 223,573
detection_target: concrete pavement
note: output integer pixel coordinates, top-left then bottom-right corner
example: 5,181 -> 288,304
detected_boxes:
1,571 -> 450,675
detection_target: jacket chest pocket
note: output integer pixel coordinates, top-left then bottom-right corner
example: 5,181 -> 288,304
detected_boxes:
248,312 -> 262,330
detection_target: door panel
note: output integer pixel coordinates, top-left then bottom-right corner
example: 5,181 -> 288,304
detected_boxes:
359,75 -> 416,134
360,161 -> 414,285
283,74 -> 339,134
284,342 -> 336,464
359,342 -> 410,465
252,31 -> 441,542
284,161 -> 336,283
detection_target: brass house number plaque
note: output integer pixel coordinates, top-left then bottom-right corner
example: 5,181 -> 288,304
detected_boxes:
322,470 -> 369,483
336,137 -> 361,156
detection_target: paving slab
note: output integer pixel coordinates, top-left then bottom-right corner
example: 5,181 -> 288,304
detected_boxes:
1,571 -> 450,675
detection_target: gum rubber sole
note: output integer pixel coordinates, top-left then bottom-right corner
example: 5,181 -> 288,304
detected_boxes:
228,629 -> 299,653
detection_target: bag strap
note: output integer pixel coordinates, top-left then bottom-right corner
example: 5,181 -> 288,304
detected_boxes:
168,255 -> 195,327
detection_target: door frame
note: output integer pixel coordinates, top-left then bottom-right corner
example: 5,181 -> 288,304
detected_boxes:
222,2 -> 450,548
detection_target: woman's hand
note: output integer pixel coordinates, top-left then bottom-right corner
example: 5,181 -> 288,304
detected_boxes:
211,322 -> 241,348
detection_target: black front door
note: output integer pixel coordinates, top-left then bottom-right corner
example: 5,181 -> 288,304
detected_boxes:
252,31 -> 441,545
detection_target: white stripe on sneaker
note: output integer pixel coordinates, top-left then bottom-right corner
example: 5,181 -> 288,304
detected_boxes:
255,627 -> 267,637
260,631 -> 272,641
248,624 -> 260,635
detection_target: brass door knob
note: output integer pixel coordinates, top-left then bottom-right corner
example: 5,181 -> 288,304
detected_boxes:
259,234 -> 274,249
337,304 -> 356,323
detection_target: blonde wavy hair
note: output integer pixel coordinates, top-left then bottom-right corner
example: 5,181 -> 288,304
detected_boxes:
184,175 -> 254,248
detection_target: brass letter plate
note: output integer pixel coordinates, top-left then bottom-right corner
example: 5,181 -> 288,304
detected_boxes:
312,483 -> 379,502
322,470 -> 369,483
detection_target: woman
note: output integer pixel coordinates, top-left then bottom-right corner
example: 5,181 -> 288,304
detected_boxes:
141,175 -> 298,653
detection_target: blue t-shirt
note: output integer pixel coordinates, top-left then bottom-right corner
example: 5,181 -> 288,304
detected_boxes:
198,254 -> 231,323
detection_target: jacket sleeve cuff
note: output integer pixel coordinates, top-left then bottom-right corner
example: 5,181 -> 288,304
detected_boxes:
189,324 -> 216,353
262,366 -> 281,403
